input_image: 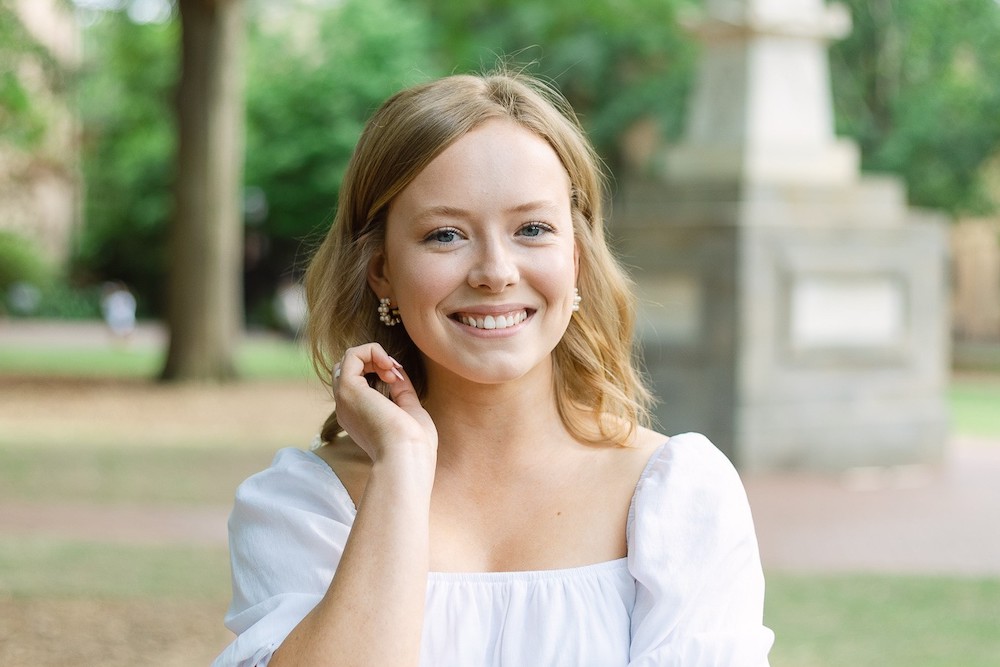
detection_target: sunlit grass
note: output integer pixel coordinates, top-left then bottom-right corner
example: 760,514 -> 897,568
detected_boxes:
766,573 -> 1000,667
0,537 -> 229,600
950,373 -> 1000,439
0,344 -> 164,377
0,445 -> 275,505
0,333 -> 312,380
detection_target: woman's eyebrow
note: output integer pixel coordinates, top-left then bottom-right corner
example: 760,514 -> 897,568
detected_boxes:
505,199 -> 560,215
412,200 -> 561,223
412,205 -> 472,224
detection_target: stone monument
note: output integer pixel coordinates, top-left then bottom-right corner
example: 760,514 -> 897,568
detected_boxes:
615,0 -> 950,470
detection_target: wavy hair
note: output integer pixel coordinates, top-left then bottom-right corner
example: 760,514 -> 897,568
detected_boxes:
304,71 -> 652,446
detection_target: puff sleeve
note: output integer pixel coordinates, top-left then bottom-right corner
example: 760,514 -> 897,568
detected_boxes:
212,448 -> 356,667
627,433 -> 774,666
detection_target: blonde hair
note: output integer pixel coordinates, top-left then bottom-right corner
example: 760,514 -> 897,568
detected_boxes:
305,71 -> 652,446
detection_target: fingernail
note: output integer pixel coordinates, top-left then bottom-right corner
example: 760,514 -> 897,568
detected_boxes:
391,358 -> 403,369
391,367 -> 405,381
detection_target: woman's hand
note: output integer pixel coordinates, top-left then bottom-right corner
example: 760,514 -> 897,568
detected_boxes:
270,343 -> 435,667
332,343 -> 437,470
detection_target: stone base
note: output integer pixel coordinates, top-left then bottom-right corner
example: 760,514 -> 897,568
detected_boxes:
614,175 -> 950,471
661,139 -> 860,188
737,395 -> 949,471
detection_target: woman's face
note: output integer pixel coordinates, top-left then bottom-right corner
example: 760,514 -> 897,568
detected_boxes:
370,119 -> 578,389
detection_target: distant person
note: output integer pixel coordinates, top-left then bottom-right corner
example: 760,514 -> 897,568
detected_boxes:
272,277 -> 307,336
213,71 -> 773,666
5,281 -> 41,316
100,281 -> 136,342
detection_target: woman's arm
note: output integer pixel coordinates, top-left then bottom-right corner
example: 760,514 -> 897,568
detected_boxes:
270,343 -> 437,667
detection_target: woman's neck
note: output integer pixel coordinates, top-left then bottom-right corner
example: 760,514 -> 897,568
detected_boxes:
422,366 -> 577,473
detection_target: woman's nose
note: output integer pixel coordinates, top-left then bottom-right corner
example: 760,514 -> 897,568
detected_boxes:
467,238 -> 519,292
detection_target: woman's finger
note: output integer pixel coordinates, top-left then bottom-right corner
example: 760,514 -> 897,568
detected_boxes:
337,343 -> 387,380
334,343 -> 408,394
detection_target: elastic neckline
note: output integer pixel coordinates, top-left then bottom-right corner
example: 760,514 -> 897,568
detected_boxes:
427,557 -> 630,583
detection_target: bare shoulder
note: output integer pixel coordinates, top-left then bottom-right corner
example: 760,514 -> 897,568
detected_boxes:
632,425 -> 670,453
591,425 -> 669,484
312,438 -> 372,507
616,425 -> 670,466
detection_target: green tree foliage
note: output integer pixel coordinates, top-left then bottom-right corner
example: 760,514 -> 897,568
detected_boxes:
0,1 -> 61,150
0,230 -> 52,291
244,0 -> 437,258
75,12 -> 178,315
74,0 -> 436,320
831,0 -> 1000,214
423,0 -> 697,174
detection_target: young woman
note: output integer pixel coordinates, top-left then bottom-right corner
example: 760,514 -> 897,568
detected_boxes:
214,71 -> 773,667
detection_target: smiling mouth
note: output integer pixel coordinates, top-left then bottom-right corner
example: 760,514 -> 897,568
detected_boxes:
453,310 -> 529,331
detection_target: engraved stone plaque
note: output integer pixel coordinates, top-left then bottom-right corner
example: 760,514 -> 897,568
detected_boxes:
790,275 -> 905,350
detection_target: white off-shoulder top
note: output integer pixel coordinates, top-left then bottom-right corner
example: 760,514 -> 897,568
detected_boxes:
213,433 -> 774,666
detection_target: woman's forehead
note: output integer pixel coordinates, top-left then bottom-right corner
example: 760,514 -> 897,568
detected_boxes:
390,121 -> 572,216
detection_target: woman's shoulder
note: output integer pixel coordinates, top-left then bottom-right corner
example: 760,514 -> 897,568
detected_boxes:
628,431 -> 750,536
233,445 -> 357,521
618,427 -> 733,491
635,431 -> 739,486
239,446 -> 334,491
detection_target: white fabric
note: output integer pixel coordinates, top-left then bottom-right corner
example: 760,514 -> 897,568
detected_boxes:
213,433 -> 773,667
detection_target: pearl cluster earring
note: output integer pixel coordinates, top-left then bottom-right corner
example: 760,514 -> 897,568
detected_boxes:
572,287 -> 582,312
378,297 -> 401,327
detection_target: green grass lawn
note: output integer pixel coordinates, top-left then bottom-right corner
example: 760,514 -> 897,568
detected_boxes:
950,373 -> 1000,439
766,573 -> 1000,667
0,444 -> 275,505
0,537 -> 230,600
0,334 -> 313,380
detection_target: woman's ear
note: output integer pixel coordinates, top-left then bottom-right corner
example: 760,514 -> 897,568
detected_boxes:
367,248 -> 391,297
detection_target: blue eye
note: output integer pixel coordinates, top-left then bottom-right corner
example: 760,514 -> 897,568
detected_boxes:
518,222 -> 551,238
427,228 -> 459,244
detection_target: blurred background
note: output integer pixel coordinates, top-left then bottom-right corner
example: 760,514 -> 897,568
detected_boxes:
1,0 -> 999,664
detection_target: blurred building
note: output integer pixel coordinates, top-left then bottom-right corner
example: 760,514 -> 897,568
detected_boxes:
0,0 -> 81,266
952,219 -> 1000,343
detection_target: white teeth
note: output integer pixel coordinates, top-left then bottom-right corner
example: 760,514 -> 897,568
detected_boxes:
458,310 -> 527,330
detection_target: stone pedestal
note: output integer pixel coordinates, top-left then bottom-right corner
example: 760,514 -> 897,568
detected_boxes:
614,0 -> 950,470
665,0 -> 856,186
617,180 -> 949,470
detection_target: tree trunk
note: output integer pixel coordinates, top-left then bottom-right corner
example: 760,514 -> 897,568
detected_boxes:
161,0 -> 245,382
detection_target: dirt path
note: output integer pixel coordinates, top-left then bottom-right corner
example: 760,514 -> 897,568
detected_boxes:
0,502 -> 230,546
0,597 -> 231,667
744,434 -> 1000,575
0,373 -> 332,449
